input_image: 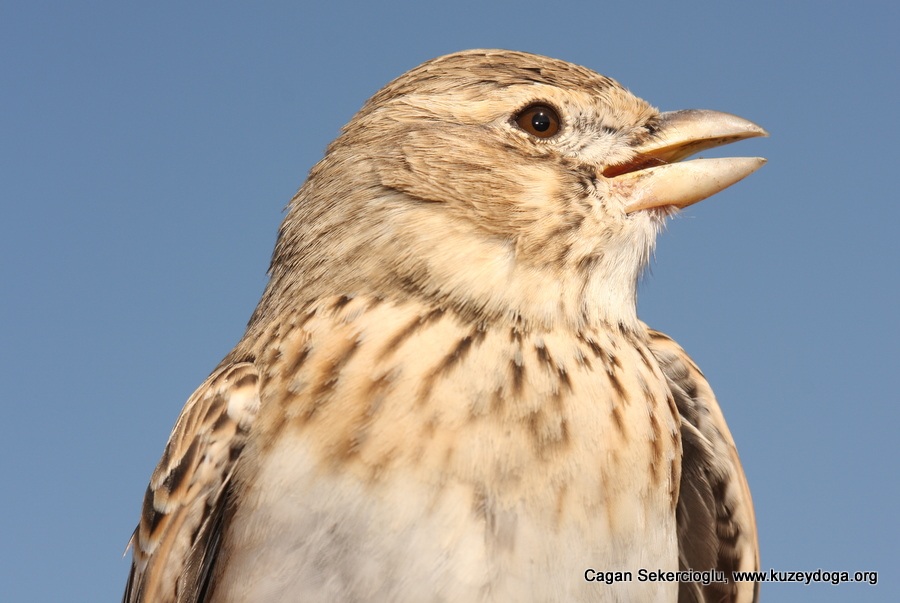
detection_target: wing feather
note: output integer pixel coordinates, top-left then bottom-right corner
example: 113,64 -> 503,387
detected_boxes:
645,327 -> 759,603
123,363 -> 260,603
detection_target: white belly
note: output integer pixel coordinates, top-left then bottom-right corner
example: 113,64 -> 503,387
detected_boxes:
213,434 -> 678,602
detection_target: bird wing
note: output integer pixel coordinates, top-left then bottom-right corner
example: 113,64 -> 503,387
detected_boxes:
123,362 -> 260,603
644,327 -> 759,603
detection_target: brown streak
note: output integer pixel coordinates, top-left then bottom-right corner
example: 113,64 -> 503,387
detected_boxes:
378,307 -> 445,361
418,326 -> 485,404
304,337 -> 362,420
510,357 -> 524,395
534,342 -> 552,368
577,332 -> 604,358
606,368 -> 628,403
611,404 -> 626,438
336,372 -> 396,461
231,372 -> 259,390
286,345 -> 312,377
332,295 -> 353,310
649,410 -> 662,482
635,345 -> 655,370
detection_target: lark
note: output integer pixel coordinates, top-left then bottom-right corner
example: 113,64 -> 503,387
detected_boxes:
124,49 -> 765,602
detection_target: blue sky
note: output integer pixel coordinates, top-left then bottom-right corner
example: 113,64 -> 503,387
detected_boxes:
2,1 -> 897,601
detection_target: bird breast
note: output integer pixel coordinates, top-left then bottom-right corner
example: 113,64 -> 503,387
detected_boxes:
208,294 -> 682,601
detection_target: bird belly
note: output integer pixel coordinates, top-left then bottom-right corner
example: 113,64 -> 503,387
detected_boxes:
214,437 -> 678,602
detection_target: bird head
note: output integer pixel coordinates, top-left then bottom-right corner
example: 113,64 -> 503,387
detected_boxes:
262,50 -> 765,331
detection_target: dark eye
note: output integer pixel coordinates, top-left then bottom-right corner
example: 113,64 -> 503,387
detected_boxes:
514,104 -> 561,139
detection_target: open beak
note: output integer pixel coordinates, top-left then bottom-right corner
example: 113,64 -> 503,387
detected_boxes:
603,110 -> 768,214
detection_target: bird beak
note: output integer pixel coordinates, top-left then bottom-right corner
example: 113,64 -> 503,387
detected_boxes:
603,110 -> 768,214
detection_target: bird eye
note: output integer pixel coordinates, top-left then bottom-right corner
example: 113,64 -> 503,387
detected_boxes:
514,104 -> 561,139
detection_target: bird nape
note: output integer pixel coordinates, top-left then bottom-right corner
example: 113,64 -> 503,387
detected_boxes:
124,49 -> 765,603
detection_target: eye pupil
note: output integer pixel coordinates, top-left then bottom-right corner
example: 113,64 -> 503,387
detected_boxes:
514,104 -> 560,138
532,112 -> 551,132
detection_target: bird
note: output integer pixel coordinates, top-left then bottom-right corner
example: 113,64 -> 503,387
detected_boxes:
123,49 -> 766,603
